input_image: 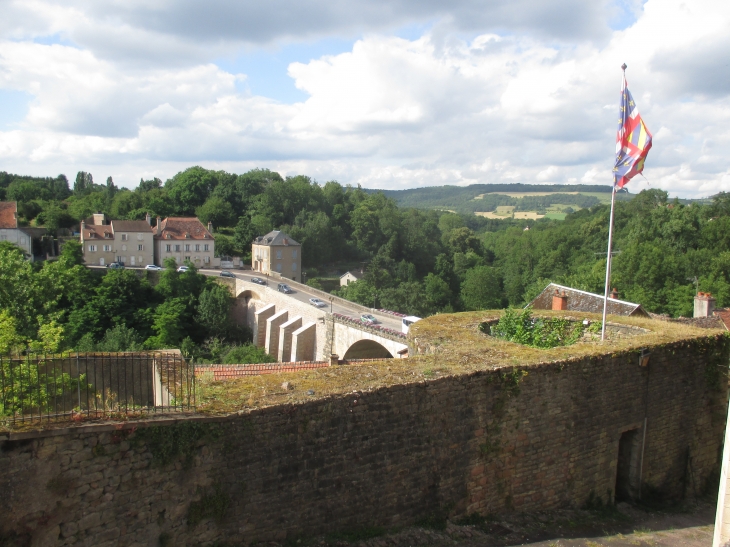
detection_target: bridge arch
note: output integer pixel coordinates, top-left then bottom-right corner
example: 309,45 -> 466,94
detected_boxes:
343,340 -> 393,360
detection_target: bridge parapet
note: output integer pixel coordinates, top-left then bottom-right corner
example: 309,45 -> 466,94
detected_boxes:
331,312 -> 407,342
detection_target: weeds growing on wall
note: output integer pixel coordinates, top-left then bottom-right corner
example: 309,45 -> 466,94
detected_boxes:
133,421 -> 222,468
488,308 -> 588,348
187,484 -> 229,527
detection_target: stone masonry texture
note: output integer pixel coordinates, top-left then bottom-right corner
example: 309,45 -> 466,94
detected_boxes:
1,335 -> 727,546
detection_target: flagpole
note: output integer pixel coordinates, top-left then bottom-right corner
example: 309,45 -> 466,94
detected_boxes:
601,62 -> 627,341
601,185 -> 617,341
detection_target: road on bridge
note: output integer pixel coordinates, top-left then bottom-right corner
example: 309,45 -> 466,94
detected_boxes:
199,269 -> 405,332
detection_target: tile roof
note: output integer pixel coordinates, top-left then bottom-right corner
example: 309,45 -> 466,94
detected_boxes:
111,220 -> 153,233
0,202 -> 18,229
82,223 -> 114,240
528,283 -> 650,317
253,230 -> 300,246
154,217 -> 213,241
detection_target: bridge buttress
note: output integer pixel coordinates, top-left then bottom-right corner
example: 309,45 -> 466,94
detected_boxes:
291,322 -> 317,362
278,316 -> 302,362
254,304 -> 276,348
265,310 -> 289,356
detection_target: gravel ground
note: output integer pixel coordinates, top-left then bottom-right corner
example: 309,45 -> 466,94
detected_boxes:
277,501 -> 715,547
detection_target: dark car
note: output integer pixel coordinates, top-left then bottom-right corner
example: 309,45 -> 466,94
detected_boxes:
251,277 -> 267,285
107,262 -> 125,269
219,270 -> 236,278
277,283 -> 294,294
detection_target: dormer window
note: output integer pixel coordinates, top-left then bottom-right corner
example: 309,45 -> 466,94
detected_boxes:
185,232 -> 191,239
166,233 -> 171,239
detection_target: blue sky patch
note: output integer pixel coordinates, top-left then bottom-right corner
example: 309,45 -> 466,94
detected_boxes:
0,89 -> 31,129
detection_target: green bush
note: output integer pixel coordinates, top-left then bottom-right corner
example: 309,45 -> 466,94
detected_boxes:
222,344 -> 277,364
490,308 -> 586,348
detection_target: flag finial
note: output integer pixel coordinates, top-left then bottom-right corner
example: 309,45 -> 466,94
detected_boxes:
621,63 -> 627,71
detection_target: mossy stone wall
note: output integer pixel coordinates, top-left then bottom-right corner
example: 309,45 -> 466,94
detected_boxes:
1,334 -> 727,546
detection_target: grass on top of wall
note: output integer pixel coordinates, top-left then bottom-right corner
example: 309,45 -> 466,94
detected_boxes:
195,310 -> 726,415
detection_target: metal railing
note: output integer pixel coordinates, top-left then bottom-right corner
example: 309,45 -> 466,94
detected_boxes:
0,351 -> 195,425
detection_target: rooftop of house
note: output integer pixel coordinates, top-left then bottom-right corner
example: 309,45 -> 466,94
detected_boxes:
154,217 -> 213,241
82,223 -> 114,240
253,230 -> 300,247
111,220 -> 153,233
340,270 -> 363,279
0,202 -> 18,229
528,283 -> 650,317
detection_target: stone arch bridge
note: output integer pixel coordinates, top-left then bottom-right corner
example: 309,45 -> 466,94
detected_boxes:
230,278 -> 408,362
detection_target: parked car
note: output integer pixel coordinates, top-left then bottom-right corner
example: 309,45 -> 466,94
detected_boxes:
144,264 -> 162,271
177,266 -> 189,273
219,270 -> 236,278
251,277 -> 266,285
360,313 -> 379,324
277,283 -> 294,294
309,298 -> 326,308
107,262 -> 124,269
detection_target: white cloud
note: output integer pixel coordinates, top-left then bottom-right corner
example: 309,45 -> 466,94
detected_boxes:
0,0 -> 728,198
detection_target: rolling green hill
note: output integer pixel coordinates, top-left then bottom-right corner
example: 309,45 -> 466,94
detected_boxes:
366,183 -> 632,215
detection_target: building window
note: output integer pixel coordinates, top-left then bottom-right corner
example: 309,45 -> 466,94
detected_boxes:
185,244 -> 190,252
195,244 -> 200,251
137,233 -> 143,240
184,256 -> 190,262
117,256 -> 123,263
88,245 -> 97,252
138,244 -> 143,251
166,244 -> 171,252
121,234 -> 127,241
276,262 -> 282,272
292,262 -> 297,271
276,250 -> 282,259
175,245 -> 181,252
292,249 -> 297,258
204,244 -> 209,251
204,256 -> 210,263
104,245 -> 111,252
121,244 -> 127,251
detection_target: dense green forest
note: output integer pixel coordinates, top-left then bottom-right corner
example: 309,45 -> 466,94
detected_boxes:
0,241 -> 258,361
1,166 -> 728,358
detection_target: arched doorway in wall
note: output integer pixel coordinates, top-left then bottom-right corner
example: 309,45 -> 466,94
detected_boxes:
343,340 -> 393,360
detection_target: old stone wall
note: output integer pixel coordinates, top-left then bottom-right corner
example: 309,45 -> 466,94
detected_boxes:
1,335 -> 727,547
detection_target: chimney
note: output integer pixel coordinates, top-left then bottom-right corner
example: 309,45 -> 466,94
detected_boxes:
92,212 -> 105,225
610,288 -> 619,299
156,217 -> 161,233
694,292 -> 716,318
207,221 -> 213,234
552,289 -> 568,311
145,212 -> 152,226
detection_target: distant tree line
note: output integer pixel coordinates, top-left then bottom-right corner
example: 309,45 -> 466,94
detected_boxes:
2,167 -> 727,326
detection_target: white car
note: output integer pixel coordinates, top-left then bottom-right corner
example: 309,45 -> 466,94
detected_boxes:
144,264 -> 162,271
360,313 -> 380,325
309,298 -> 326,308
177,266 -> 189,273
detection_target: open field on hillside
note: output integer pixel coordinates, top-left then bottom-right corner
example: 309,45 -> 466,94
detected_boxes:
514,211 -> 544,219
482,191 -> 582,198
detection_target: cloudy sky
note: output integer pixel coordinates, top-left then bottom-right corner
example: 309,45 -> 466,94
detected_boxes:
0,0 -> 728,197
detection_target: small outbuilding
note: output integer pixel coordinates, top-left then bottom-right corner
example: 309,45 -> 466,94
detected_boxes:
339,270 -> 363,287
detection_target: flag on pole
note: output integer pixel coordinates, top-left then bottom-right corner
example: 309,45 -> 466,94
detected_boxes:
614,67 -> 652,189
